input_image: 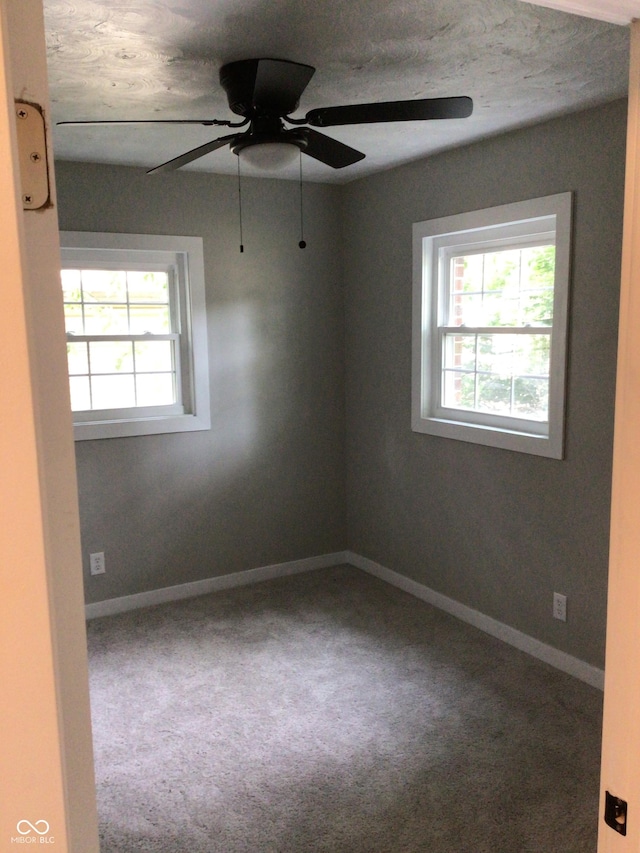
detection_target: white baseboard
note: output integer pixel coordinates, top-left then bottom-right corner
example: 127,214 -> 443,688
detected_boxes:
84,551 -> 349,620
345,551 -> 604,691
85,549 -> 604,690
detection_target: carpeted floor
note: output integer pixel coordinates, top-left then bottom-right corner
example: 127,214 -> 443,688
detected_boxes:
87,565 -> 603,852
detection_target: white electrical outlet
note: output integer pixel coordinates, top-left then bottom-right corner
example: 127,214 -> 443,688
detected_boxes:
553,592 -> 567,622
90,551 -> 106,576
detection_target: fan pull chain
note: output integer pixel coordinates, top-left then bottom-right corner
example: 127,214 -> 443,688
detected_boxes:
237,155 -> 244,253
298,150 -> 306,249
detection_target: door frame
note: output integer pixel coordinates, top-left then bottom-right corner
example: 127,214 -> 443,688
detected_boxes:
0,1 -> 99,850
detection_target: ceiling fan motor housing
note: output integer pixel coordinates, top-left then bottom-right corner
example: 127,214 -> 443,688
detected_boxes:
59,57 -> 472,173
219,58 -> 316,118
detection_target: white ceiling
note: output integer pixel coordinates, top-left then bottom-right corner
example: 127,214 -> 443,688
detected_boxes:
523,0 -> 640,26
43,0 -> 631,183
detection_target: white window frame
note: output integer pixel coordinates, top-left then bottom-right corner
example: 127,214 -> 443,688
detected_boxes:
412,193 -> 572,459
60,232 -> 211,440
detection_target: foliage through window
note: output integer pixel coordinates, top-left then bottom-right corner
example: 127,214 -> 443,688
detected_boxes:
60,233 -> 210,440
412,194 -> 572,458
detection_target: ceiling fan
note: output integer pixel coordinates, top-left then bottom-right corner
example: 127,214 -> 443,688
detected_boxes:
58,58 -> 473,175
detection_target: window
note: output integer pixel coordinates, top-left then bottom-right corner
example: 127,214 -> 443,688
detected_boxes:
60,232 -> 210,440
412,193 -> 572,458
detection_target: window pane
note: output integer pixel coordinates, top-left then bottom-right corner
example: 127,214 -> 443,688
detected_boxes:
477,335 -> 514,374
127,271 -> 169,303
81,269 -> 127,303
89,341 -> 134,374
513,335 -> 550,377
442,370 -> 475,411
451,293 -> 481,326
521,246 -> 555,325
129,305 -> 171,334
449,244 -> 555,328
69,376 -> 91,411
90,374 -> 136,409
84,303 -> 130,334
444,334 -> 477,372
477,373 -> 512,413
134,340 -> 174,373
135,373 -> 175,406
442,333 -> 551,421
452,253 -> 482,294
67,342 -> 88,375
520,289 -> 554,326
483,249 -> 521,294
61,269 -> 172,338
482,294 -> 520,327
513,377 -> 548,420
61,269 -> 82,302
64,303 -> 84,334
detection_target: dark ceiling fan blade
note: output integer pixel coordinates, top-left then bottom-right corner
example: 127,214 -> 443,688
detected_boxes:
220,58 -> 315,116
57,119 -> 247,128
147,133 -> 238,174
297,127 -> 365,169
305,96 -> 473,127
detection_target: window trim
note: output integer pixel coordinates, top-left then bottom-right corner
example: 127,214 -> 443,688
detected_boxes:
412,193 -> 572,459
60,232 -> 211,440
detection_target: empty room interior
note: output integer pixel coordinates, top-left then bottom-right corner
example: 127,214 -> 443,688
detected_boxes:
29,0 -> 634,849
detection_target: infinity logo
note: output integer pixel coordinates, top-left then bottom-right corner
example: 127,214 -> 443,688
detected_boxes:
16,820 -> 50,836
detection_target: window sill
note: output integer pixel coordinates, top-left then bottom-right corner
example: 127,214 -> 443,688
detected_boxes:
411,412 -> 562,459
73,410 -> 211,441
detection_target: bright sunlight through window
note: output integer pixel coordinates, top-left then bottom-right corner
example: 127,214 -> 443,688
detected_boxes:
60,233 -> 210,441
63,268 -> 177,412
412,194 -> 572,459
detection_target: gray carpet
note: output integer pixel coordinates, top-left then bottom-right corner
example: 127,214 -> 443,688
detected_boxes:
87,565 -> 602,852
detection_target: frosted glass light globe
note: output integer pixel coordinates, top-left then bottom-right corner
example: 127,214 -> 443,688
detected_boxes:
239,142 -> 299,170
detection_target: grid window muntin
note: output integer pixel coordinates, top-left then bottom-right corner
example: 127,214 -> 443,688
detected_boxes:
60,234 -> 210,440
435,233 -> 555,433
412,194 -> 571,458
441,333 -> 551,425
63,260 -> 183,418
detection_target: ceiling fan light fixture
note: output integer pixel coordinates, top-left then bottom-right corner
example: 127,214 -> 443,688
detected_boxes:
237,141 -> 300,170
60,58 -> 473,176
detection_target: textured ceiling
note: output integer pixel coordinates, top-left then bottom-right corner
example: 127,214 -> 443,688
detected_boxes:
524,0 -> 640,25
43,0 -> 630,183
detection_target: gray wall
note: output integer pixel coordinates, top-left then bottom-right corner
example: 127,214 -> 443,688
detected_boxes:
55,163 -> 347,603
56,98 -> 625,668
341,99 -> 626,668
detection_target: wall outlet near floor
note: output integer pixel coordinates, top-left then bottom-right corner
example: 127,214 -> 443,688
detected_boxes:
553,592 -> 567,622
90,551 -> 106,576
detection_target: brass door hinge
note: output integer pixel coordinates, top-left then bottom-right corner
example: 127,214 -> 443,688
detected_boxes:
15,100 -> 50,210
